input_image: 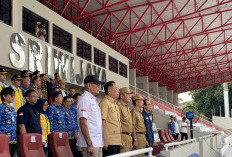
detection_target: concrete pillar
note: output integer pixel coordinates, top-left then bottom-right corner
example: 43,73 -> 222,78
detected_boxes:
136,76 -> 149,97
149,82 -> 159,101
173,92 -> 178,106
167,90 -> 173,104
159,86 -> 167,102
129,69 -> 136,92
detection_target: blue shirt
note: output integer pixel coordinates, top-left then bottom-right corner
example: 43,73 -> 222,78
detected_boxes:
47,105 -> 65,132
70,105 -> 78,131
142,110 -> 154,142
168,121 -> 175,134
64,108 -> 78,138
0,104 -> 17,142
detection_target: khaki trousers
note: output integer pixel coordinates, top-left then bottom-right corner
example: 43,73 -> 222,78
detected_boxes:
136,133 -> 146,157
120,134 -> 132,153
78,147 -> 102,157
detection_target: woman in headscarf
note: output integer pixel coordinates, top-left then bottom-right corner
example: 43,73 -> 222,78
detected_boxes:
35,99 -> 50,154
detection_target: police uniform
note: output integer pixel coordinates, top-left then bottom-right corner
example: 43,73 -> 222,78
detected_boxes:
131,94 -> 147,156
31,85 -> 43,99
46,104 -> 66,132
99,95 -> 121,156
41,81 -> 48,100
142,110 -> 154,147
117,87 -> 133,153
17,103 -> 42,134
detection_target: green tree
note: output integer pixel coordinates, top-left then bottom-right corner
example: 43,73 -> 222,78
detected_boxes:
189,83 -> 232,120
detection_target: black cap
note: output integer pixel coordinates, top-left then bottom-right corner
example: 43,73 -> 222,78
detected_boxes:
0,68 -> 7,74
11,75 -> 23,81
170,115 -> 174,118
84,75 -> 104,85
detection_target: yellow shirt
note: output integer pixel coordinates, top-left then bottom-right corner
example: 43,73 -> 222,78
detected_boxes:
131,107 -> 146,133
40,114 -> 50,144
99,95 -> 121,145
117,100 -> 132,133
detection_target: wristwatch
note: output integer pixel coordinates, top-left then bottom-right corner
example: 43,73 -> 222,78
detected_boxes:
87,141 -> 92,146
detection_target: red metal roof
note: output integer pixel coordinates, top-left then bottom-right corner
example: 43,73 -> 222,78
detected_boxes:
39,0 -> 232,93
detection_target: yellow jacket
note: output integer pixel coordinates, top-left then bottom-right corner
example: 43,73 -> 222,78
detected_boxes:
13,89 -> 24,112
0,83 -> 7,104
40,114 -> 50,144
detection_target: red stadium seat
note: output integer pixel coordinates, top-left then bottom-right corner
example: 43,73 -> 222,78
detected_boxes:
164,130 -> 172,142
0,134 -> 11,157
158,130 -> 170,143
19,133 -> 45,157
49,132 -> 73,157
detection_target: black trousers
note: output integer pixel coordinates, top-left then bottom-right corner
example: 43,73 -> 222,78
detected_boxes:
9,144 -> 17,157
103,145 -> 120,157
175,133 -> 179,140
181,132 -> 188,140
69,139 -> 82,157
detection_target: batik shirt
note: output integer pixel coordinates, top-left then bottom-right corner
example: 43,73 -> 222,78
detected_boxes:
70,105 -> 78,131
47,105 -> 65,132
0,103 -> 17,143
64,108 -> 78,138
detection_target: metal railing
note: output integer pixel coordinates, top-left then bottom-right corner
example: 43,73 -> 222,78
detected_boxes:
108,147 -> 154,157
163,138 -> 197,151
129,84 -> 232,135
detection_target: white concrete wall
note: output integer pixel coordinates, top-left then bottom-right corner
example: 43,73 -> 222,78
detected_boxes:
136,76 -> 149,97
129,69 -> 136,92
1,0 -> 129,89
149,82 -> 159,101
212,116 -> 232,130
199,138 -> 211,157
159,86 -> 167,101
167,90 -> 173,104
173,92 -> 179,106
161,142 -> 200,157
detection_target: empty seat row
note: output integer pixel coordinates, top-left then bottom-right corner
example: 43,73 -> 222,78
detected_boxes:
0,132 -> 73,157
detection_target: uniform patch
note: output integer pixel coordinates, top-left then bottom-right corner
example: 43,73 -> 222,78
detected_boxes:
19,112 -> 23,116
81,109 -> 86,112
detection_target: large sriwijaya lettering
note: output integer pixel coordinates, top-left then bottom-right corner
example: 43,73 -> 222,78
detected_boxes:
10,33 -> 26,68
9,33 -> 107,85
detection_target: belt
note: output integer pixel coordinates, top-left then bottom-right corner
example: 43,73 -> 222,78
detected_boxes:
136,132 -> 146,135
121,132 -> 131,135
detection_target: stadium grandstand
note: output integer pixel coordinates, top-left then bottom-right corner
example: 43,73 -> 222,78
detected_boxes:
1,0 -> 232,156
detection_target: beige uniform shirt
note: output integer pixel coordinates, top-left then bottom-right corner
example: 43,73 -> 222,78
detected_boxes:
131,107 -> 146,133
117,100 -> 132,133
99,95 -> 121,145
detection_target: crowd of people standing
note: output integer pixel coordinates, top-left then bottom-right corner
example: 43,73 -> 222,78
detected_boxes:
0,68 -> 157,157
